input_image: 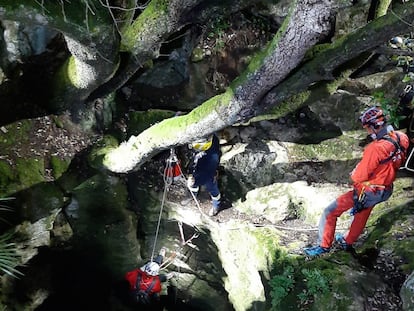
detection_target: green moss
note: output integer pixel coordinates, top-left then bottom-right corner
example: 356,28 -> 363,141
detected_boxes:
88,135 -> 120,170
248,91 -> 312,123
127,110 -> 176,136
0,120 -> 32,148
0,158 -> 47,197
52,115 -> 64,128
304,43 -> 332,61
290,131 -> 360,161
66,56 -> 78,86
135,94 -> 232,142
191,47 -> 205,62
0,160 -> 12,179
364,201 -> 414,271
0,161 -> 14,195
52,58 -> 74,111
240,0 -> 293,78
251,227 -> 281,262
15,158 -> 45,187
50,155 -> 71,179
121,0 -> 169,52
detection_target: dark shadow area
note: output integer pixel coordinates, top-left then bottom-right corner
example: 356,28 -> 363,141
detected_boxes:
348,245 -> 379,270
290,106 -> 343,145
18,245 -> 116,311
0,33 -> 69,127
259,270 -> 272,311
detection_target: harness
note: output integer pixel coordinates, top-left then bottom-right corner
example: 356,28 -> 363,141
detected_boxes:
379,133 -> 405,164
135,273 -> 157,296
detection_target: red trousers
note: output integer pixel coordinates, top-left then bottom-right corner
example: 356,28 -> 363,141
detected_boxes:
319,190 -> 374,248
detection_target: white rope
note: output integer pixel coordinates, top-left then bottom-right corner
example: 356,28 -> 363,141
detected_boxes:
150,178 -> 168,262
151,150 -> 179,260
152,148 -> 212,262
151,149 -> 202,261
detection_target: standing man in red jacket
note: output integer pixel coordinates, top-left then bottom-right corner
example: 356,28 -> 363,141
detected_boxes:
304,106 -> 409,257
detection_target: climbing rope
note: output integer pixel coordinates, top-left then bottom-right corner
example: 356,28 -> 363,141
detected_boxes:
150,175 -> 168,262
151,148 -> 202,262
159,222 -> 200,272
151,149 -> 179,261
164,148 -> 209,218
177,221 -> 200,246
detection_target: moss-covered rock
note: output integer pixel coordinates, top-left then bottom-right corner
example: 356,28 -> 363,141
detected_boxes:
87,135 -> 119,171
50,155 -> 71,180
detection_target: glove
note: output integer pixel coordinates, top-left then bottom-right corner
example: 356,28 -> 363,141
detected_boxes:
187,175 -> 195,188
350,206 -> 360,216
350,190 -> 367,216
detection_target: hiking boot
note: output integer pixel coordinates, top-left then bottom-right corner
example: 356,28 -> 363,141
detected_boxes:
208,197 -> 220,216
304,245 -> 330,257
335,233 -> 351,250
209,206 -> 219,217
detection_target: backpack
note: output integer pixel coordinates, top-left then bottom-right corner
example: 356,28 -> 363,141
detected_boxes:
132,273 -> 157,305
379,133 -> 406,165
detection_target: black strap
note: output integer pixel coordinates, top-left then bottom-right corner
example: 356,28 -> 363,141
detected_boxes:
146,277 -> 156,293
379,133 -> 405,164
136,273 -> 157,294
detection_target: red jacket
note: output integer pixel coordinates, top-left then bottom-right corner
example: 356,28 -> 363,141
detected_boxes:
125,268 -> 162,294
351,130 -> 409,190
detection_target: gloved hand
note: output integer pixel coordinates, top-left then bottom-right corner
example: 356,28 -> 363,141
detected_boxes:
350,190 -> 367,216
187,175 -> 195,188
350,206 -> 361,216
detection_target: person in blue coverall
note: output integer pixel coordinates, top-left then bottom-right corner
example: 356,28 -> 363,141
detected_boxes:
182,133 -> 222,216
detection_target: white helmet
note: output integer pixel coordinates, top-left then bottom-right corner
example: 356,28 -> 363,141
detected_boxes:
142,261 -> 160,276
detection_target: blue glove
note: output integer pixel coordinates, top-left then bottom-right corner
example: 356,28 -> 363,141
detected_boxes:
350,207 -> 359,216
350,190 -> 367,216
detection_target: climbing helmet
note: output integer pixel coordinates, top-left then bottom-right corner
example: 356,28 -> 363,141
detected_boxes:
143,261 -> 160,276
359,106 -> 385,128
191,135 -> 213,151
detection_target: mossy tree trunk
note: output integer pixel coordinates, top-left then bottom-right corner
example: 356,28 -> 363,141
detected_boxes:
0,1 -> 122,116
103,0 -> 336,172
258,2 -> 414,117
1,1 -> 413,172
103,1 -> 414,173
0,0 -> 254,127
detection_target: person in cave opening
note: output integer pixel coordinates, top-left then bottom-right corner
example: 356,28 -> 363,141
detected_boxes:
124,247 -> 175,308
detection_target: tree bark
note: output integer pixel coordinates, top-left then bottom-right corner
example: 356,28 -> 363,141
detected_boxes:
103,1 -> 414,173
103,0 -> 337,173
0,1 -> 119,115
87,0 -> 258,102
257,1 -> 414,116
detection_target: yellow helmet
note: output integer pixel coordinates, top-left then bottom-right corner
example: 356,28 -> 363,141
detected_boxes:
191,135 -> 213,151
